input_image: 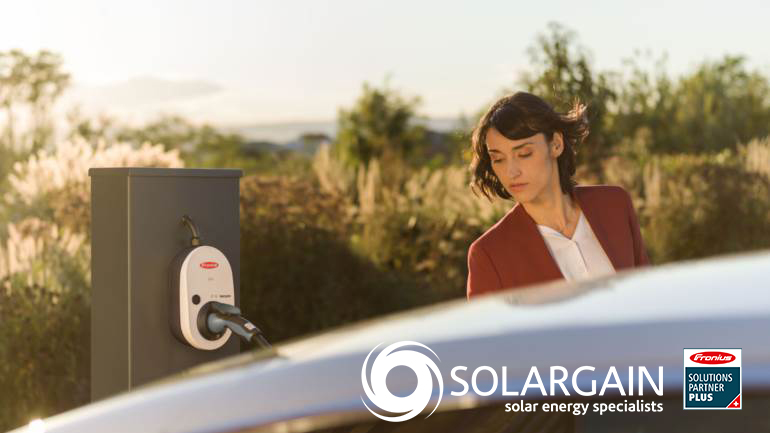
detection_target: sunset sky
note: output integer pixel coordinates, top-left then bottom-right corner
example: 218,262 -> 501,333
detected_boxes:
2,0 -> 769,126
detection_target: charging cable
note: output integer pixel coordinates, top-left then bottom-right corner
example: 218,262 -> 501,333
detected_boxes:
181,215 -> 201,246
206,301 -> 272,349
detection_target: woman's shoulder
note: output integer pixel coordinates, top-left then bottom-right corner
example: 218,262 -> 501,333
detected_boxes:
575,183 -> 630,201
468,204 -> 521,253
575,184 -> 634,211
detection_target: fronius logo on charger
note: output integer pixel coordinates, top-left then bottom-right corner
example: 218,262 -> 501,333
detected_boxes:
684,348 -> 741,410
200,261 -> 219,269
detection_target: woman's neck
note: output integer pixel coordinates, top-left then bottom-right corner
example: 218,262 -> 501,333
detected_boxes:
521,185 -> 579,235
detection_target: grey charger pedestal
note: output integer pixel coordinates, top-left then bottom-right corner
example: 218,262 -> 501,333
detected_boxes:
89,168 -> 242,402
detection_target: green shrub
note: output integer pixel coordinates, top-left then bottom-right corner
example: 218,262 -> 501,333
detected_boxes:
0,137 -> 183,429
0,281 -> 89,431
313,144 -> 510,301
239,176 -> 428,343
642,151 -> 770,263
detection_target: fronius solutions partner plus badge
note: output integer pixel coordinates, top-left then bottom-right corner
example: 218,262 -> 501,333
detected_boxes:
684,348 -> 741,409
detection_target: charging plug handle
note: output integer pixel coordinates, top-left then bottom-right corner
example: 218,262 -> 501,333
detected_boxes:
206,301 -> 272,348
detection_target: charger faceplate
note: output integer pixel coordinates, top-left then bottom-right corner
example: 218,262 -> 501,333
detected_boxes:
174,246 -> 234,350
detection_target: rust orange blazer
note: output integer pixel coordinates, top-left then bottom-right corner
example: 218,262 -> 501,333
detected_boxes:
466,185 -> 651,299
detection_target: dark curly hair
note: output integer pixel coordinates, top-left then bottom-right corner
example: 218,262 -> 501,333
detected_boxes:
470,91 -> 590,201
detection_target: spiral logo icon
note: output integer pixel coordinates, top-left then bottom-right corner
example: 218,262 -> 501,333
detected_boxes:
361,341 -> 443,422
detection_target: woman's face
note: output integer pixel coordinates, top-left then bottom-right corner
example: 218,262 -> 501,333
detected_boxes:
485,128 -> 563,203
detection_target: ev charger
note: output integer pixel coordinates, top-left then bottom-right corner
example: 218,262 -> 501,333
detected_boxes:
170,215 -> 270,351
170,245 -> 235,350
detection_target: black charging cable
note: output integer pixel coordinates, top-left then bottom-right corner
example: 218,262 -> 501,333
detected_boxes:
181,215 -> 201,246
206,301 -> 272,349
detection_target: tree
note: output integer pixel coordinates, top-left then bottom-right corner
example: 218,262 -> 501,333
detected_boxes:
612,53 -> 770,156
518,22 -> 617,178
0,50 -> 70,194
334,81 -> 428,169
671,55 -> 770,153
117,115 -> 245,169
0,50 -> 70,153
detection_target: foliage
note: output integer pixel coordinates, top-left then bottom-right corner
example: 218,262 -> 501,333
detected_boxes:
612,53 -> 770,155
334,82 -> 429,171
110,115 -> 313,176
0,50 -> 70,152
640,141 -> 770,264
314,143 -> 509,300
518,24 -> 770,180
117,116 -> 248,169
0,280 -> 89,430
2,137 -> 183,237
0,50 -> 70,194
519,22 -> 618,176
239,175 -> 426,343
0,137 -> 184,431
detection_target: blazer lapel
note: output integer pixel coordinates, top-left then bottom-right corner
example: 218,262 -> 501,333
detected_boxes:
509,202 -> 564,281
505,186 -> 622,285
573,187 -> 620,270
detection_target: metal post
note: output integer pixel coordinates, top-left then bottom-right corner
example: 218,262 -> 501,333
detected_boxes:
89,168 -> 242,401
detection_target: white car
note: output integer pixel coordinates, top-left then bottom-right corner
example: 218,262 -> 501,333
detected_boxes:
11,250 -> 770,433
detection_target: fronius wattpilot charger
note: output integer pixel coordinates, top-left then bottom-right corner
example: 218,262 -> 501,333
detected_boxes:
170,215 -> 270,350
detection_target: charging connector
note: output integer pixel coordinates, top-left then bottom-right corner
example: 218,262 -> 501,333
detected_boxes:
171,214 -> 270,350
205,302 -> 272,349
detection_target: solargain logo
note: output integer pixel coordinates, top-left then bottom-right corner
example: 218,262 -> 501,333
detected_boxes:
360,341 -> 443,422
361,341 -> 664,422
684,348 -> 742,409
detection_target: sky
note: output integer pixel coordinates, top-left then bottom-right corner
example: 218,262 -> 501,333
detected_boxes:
2,0 -> 769,126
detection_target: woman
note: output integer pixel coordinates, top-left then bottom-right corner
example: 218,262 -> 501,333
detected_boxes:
466,92 -> 650,299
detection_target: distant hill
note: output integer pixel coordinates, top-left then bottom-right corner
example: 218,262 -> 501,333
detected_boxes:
234,118 -> 470,162
224,117 -> 470,145
240,140 -> 285,157
242,133 -> 331,157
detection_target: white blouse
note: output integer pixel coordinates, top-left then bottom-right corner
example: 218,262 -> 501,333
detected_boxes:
536,210 -> 616,282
